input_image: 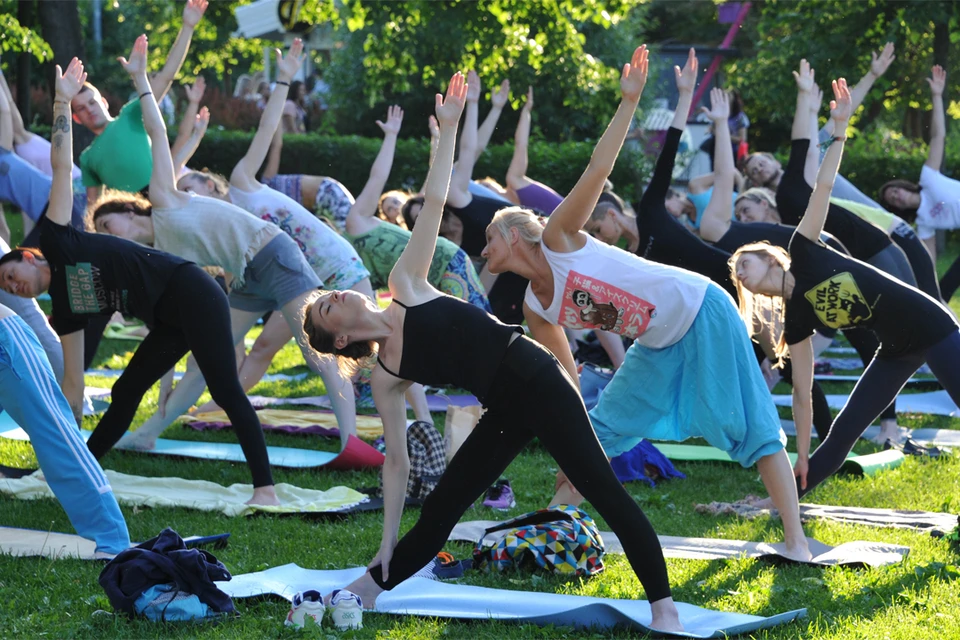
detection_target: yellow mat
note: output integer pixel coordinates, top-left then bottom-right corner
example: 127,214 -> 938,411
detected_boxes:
180,408 -> 384,440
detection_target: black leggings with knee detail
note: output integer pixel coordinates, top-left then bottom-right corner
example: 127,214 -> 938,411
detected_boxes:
799,330 -> 960,498
369,336 -> 672,603
86,264 -> 273,488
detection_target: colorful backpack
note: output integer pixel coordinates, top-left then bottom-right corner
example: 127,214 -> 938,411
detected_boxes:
472,505 -> 606,577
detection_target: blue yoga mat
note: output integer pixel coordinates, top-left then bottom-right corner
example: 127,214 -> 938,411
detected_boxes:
220,564 -> 806,637
0,422 -> 338,468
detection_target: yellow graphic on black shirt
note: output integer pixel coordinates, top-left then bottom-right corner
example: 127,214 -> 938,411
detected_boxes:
803,272 -> 872,328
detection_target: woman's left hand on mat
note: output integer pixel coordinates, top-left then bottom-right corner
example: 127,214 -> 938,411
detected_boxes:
794,456 -> 809,491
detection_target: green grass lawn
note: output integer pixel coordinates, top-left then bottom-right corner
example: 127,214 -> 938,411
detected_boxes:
1,213 -> 959,638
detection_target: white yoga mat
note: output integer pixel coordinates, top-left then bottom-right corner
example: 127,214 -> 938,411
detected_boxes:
219,564 -> 807,637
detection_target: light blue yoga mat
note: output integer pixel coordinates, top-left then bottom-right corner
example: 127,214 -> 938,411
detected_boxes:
220,564 -> 807,637
773,390 -> 960,417
0,425 -> 338,468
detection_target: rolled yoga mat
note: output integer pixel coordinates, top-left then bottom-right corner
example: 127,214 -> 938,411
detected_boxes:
218,564 -> 807,637
772,390 -> 960,417
448,521 -> 909,568
0,470 -> 371,517
0,526 -> 230,561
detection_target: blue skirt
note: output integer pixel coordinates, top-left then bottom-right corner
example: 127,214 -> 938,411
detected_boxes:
588,283 -> 785,467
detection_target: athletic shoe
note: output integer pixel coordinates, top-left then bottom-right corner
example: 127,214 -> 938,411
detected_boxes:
329,589 -> 363,630
285,590 -> 325,628
413,551 -> 471,581
483,479 -> 516,510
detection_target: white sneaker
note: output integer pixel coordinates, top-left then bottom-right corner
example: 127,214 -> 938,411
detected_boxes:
329,589 -> 363,630
285,590 -> 325,628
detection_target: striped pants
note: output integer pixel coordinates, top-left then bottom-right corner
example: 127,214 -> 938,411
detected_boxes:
0,315 -> 129,554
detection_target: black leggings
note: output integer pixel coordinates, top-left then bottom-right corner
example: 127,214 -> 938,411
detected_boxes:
843,327 -> 896,421
890,223 -> 941,300
940,254 -> 960,303
86,264 -> 273,487
370,336 -> 672,603
799,330 -> 960,498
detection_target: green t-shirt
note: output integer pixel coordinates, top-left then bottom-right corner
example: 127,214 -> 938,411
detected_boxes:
80,100 -> 153,191
830,197 -> 895,233
349,222 -> 460,289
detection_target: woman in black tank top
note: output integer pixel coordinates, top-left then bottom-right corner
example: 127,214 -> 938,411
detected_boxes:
301,64 -> 683,633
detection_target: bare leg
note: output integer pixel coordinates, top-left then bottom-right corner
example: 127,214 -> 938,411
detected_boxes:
756,450 -> 811,561
280,291 -> 357,446
405,383 -> 433,424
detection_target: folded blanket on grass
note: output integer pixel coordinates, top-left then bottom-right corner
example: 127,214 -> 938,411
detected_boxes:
180,409 -> 385,440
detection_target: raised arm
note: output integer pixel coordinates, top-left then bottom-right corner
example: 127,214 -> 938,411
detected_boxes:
230,40 -> 303,190
170,77 -> 205,163
171,106 -> 209,176
448,70 -> 481,207
796,79 -> 851,243
0,81 -> 12,149
474,79 -> 509,161
345,106 -> 404,235
391,73 -> 466,292
543,45 -> 648,247
148,0 -> 208,102
804,85 -> 824,186
48,59 -> 87,227
791,59 -> 815,142
641,49 -> 696,208
505,86 -> 534,191
822,43 -> 894,138
121,35 -> 179,208
699,89 -> 735,243
0,71 -> 28,145
925,65 -> 946,170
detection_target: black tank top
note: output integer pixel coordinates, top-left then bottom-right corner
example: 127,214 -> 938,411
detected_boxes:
378,296 -> 523,402
448,195 -> 507,257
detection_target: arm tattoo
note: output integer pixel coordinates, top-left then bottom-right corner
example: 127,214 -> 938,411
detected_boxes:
53,135 -> 63,149
53,115 -> 70,133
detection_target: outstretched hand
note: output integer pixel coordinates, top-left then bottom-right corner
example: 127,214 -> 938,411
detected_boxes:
182,0 -> 209,29
193,106 -> 210,138
700,87 -> 729,122
522,85 -> 534,112
118,34 -> 149,78
675,47 -> 698,94
620,45 -> 649,103
809,84 -> 824,114
436,71 -> 468,127
928,65 -> 946,96
55,57 -> 88,101
793,59 -> 815,93
491,79 -> 510,109
427,115 -> 439,139
466,70 -> 481,103
184,76 -> 206,103
276,38 -> 304,82
870,42 -> 895,78
376,105 -> 404,136
829,77 -> 852,128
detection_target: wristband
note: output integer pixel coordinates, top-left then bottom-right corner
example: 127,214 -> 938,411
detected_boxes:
276,81 -> 290,87
139,91 -> 153,100
818,135 -> 847,151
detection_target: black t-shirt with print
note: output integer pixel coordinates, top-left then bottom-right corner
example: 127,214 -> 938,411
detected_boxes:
776,139 -> 891,260
39,217 -> 188,335
783,232 -> 956,355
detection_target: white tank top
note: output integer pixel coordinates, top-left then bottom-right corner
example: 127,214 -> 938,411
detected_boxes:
524,234 -> 709,349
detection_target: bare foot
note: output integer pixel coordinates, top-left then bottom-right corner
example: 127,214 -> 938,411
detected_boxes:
741,494 -> 774,509
246,486 -> 281,506
194,400 -> 223,414
780,538 -> 813,563
650,598 -> 684,633
115,431 -> 158,451
326,572 -> 382,610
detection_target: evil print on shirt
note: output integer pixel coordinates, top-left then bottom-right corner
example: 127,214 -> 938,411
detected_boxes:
803,272 -> 873,328
559,271 -> 656,338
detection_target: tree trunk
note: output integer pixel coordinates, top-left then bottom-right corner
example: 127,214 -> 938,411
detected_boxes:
37,0 -> 92,161
16,0 -> 35,127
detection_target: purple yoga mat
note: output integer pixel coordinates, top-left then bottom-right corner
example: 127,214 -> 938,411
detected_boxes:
246,394 -> 480,412
185,419 -> 340,437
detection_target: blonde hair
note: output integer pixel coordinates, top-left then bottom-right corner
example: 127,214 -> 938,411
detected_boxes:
488,207 -> 546,246
728,242 -> 792,366
735,187 -> 781,223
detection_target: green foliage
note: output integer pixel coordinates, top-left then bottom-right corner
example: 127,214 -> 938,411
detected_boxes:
324,0 -> 651,141
0,10 -> 53,61
187,129 -> 653,203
